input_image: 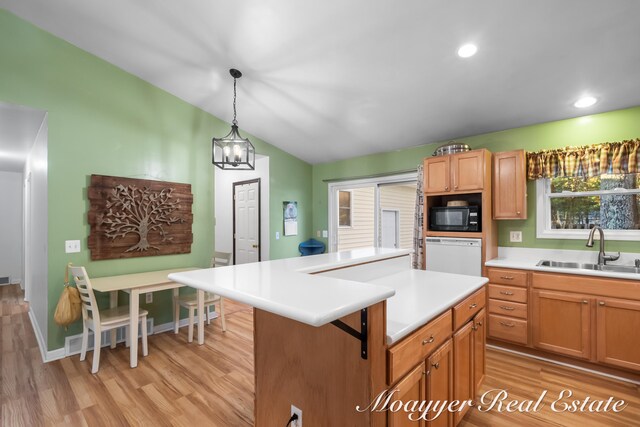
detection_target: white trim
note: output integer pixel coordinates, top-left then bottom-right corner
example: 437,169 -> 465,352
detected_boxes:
29,309 -> 65,363
487,344 -> 640,385
328,172 -> 417,252
536,179 -> 640,240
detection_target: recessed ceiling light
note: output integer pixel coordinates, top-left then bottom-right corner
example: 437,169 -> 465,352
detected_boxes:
457,44 -> 478,58
574,96 -> 597,108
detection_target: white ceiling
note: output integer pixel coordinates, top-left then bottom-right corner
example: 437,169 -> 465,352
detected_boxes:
0,103 -> 46,172
3,1 -> 640,164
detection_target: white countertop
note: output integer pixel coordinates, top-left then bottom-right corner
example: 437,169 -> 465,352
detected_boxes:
169,248 -> 410,327
368,270 -> 488,345
486,247 -> 640,281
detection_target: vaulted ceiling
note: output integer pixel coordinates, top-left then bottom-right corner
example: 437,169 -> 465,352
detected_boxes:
3,1 -> 640,163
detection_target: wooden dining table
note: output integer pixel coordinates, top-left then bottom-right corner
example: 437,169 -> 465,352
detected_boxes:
90,267 -> 203,368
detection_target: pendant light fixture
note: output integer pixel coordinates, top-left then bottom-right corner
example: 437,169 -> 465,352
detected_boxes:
212,68 -> 255,170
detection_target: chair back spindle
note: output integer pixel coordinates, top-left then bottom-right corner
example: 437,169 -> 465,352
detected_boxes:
70,266 -> 101,326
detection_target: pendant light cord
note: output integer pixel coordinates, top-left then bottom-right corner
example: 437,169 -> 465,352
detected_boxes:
232,77 -> 238,126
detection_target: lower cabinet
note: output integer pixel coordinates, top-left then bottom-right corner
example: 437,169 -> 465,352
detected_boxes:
388,363 -> 426,427
532,290 -> 592,360
426,339 -> 453,427
453,309 -> 485,426
596,297 -> 640,371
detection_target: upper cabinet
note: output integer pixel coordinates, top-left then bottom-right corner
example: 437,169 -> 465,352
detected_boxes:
493,149 -> 527,219
424,149 -> 486,194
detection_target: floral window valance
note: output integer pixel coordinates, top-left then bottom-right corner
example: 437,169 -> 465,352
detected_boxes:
526,138 -> 640,180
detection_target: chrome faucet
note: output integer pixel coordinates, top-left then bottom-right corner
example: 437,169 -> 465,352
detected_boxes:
586,226 -> 620,265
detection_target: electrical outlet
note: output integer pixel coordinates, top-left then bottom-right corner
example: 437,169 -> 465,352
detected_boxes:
290,405 -> 302,427
65,240 -> 81,253
322,230 -> 328,238
316,230 -> 321,238
146,293 -> 153,304
510,231 -> 523,243
276,231 -> 280,240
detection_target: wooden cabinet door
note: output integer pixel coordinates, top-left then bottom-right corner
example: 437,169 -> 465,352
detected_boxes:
424,156 -> 450,194
388,363 -> 426,427
472,308 -> 486,396
493,149 -> 527,219
451,150 -> 484,192
596,298 -> 640,372
426,339 -> 453,427
453,322 -> 473,425
532,290 -> 592,359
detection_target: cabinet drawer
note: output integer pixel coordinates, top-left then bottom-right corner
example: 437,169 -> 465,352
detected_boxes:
489,284 -> 527,303
489,299 -> 527,319
487,268 -> 528,287
453,287 -> 486,330
388,310 -> 452,385
488,314 -> 528,345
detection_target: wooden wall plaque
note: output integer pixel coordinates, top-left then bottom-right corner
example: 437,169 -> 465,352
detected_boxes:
88,175 -> 193,260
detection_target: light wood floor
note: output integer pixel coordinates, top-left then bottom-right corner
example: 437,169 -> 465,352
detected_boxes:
2,284 -> 639,426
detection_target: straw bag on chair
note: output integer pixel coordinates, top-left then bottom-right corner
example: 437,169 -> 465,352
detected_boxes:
54,263 -> 82,328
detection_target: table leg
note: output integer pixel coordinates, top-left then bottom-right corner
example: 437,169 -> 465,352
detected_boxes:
130,289 -> 140,368
110,291 -> 118,349
197,289 -> 204,345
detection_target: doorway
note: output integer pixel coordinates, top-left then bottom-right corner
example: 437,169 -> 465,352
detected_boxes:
233,179 -> 261,264
381,209 -> 400,248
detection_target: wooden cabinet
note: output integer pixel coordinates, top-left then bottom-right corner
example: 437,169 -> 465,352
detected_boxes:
426,339 -> 453,427
486,267 -> 529,345
388,363 -> 426,427
453,321 -> 473,425
532,290 -> 592,360
596,297 -> 640,371
472,309 -> 486,394
424,149 -> 485,194
492,150 -> 527,219
424,156 -> 451,193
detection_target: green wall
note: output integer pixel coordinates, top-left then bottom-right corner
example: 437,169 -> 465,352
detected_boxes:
0,10 -> 311,350
313,106 -> 640,253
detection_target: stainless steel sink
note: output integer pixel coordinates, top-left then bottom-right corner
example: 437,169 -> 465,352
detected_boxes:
537,260 -> 640,274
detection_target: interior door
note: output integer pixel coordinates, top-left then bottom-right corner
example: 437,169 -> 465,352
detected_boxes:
381,210 -> 399,248
233,180 -> 260,264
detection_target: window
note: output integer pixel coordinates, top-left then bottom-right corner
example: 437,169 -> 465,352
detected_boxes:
338,190 -> 352,227
537,173 -> 640,240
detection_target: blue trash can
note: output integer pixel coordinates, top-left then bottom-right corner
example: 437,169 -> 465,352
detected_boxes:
298,239 -> 326,256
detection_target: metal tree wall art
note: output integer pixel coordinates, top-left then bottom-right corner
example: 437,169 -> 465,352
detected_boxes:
88,175 -> 193,260
100,185 -> 183,252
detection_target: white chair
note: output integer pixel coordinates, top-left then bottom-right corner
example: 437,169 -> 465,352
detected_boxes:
173,252 -> 230,341
70,266 -> 148,374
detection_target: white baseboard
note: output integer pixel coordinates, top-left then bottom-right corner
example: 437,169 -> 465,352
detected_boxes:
487,344 -> 640,385
28,309 -> 65,363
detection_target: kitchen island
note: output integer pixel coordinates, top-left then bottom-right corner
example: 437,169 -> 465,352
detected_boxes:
170,248 -> 488,426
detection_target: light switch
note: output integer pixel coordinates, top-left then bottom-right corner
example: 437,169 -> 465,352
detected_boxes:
65,240 -> 81,253
316,230 -> 321,237
510,231 -> 523,243
276,231 -> 280,240
322,230 -> 328,238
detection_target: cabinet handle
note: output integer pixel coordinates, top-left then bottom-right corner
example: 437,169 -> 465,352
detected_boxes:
422,336 -> 435,345
472,325 -> 478,331
477,321 -> 483,327
445,186 -> 449,191
599,301 -> 605,306
500,321 -> 515,328
432,362 -> 440,369
454,185 -> 458,189
582,300 -> 588,304
500,291 -> 514,296
469,303 -> 478,309
516,211 -> 521,215
499,305 -> 515,311
500,276 -> 514,280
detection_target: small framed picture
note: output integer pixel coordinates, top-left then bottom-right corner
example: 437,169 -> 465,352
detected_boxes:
283,201 -> 298,236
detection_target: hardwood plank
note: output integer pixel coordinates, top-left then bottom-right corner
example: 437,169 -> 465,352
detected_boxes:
2,284 -> 639,426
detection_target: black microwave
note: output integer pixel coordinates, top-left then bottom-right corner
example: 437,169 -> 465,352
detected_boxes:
429,206 -> 479,232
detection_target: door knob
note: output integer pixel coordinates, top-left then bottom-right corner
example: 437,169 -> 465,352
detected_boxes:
252,244 -> 259,248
